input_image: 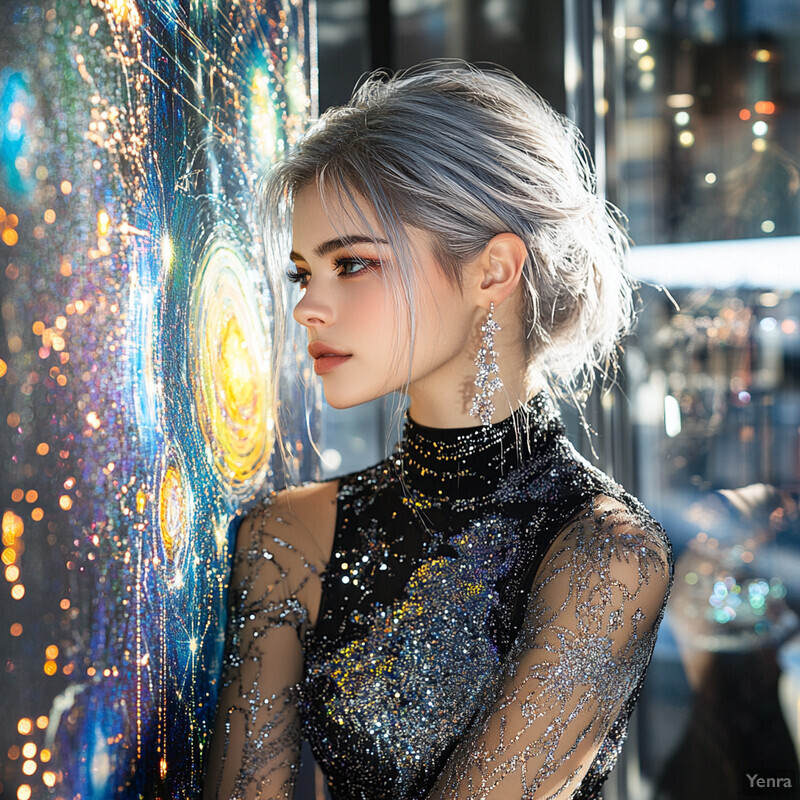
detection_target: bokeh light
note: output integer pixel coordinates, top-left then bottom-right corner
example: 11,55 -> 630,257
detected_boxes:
0,1 -> 314,797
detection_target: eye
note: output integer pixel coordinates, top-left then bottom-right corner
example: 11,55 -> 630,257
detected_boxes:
286,267 -> 310,287
333,257 -> 382,278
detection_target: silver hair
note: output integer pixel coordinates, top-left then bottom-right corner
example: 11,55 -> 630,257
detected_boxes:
261,60 -> 635,412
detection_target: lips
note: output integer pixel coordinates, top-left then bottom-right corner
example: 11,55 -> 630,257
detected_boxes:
308,341 -> 352,375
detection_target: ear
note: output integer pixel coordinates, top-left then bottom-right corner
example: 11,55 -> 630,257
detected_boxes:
475,233 -> 527,308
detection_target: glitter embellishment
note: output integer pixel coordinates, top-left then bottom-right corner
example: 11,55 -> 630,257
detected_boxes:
209,392 -> 674,800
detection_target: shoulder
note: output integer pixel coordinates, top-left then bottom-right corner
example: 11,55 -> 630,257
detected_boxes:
228,481 -> 340,633
539,492 -> 673,598
235,480 -> 340,571
543,433 -> 673,569
592,493 -> 672,568
336,450 -> 399,493
267,480 -> 340,534
519,494 -> 673,664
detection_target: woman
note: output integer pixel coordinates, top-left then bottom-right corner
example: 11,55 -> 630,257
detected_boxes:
204,61 -> 673,800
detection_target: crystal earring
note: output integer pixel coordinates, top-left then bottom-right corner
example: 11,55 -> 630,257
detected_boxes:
469,302 -> 503,426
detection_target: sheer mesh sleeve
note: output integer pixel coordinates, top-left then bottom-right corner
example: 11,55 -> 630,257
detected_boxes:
204,498 -> 316,800
426,495 -> 673,800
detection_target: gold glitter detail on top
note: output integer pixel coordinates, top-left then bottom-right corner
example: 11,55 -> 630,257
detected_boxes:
207,392 -> 673,800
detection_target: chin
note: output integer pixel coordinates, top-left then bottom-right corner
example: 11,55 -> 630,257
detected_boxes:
324,397 -> 357,410
322,389 -> 371,410
322,382 -> 395,411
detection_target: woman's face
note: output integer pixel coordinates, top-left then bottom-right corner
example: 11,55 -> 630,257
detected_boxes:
290,183 -> 481,410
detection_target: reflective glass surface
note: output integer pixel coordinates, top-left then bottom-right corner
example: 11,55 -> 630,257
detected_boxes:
610,2 -> 800,797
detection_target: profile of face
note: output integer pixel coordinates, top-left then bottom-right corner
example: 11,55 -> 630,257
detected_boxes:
290,184 -> 484,411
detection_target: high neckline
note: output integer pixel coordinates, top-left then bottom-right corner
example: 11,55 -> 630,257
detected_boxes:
395,390 -> 563,501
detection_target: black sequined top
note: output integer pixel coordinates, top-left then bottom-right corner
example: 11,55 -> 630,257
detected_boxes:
207,392 -> 674,800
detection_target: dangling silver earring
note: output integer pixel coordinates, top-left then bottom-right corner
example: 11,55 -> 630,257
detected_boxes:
469,302 -> 503,426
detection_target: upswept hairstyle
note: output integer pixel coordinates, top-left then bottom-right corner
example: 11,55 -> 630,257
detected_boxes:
261,60 -> 634,406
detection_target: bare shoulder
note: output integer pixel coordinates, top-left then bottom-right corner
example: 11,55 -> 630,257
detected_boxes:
232,481 -> 339,633
236,480 -> 339,569
274,480 -> 340,540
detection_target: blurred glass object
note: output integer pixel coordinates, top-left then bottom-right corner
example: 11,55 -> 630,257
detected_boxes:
317,0 -> 371,108
608,1 -> 800,797
610,0 -> 800,246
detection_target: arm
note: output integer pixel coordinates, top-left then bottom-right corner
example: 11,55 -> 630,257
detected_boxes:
427,495 -> 673,800
203,497 -> 314,800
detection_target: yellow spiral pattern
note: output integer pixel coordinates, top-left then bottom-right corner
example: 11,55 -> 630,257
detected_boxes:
190,240 -> 273,492
159,461 -> 186,565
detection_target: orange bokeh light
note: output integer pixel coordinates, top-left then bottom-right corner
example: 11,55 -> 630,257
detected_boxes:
3,510 -> 23,538
739,108 -> 751,120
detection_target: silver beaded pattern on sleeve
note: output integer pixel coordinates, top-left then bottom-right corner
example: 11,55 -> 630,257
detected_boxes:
206,503 -> 317,800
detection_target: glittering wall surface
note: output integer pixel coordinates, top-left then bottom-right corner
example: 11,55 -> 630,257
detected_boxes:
0,2 -> 314,797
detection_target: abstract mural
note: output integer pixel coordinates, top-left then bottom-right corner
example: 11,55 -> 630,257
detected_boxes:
0,1 -> 315,797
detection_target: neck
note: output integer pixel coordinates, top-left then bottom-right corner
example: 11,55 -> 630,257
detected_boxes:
397,390 -> 560,501
406,350 -> 532,430
404,293 -> 533,427
406,386 -> 527,429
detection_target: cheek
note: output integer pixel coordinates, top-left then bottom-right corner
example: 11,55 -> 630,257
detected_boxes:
414,287 -> 467,355
353,282 -> 405,349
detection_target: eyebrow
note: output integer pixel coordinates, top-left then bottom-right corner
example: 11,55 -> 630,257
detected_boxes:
290,235 -> 390,262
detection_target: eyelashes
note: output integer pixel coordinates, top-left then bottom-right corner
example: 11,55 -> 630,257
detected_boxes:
286,268 -> 309,286
285,256 -> 383,286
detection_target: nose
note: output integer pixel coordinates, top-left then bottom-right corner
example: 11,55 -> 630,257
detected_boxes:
292,284 -> 332,330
